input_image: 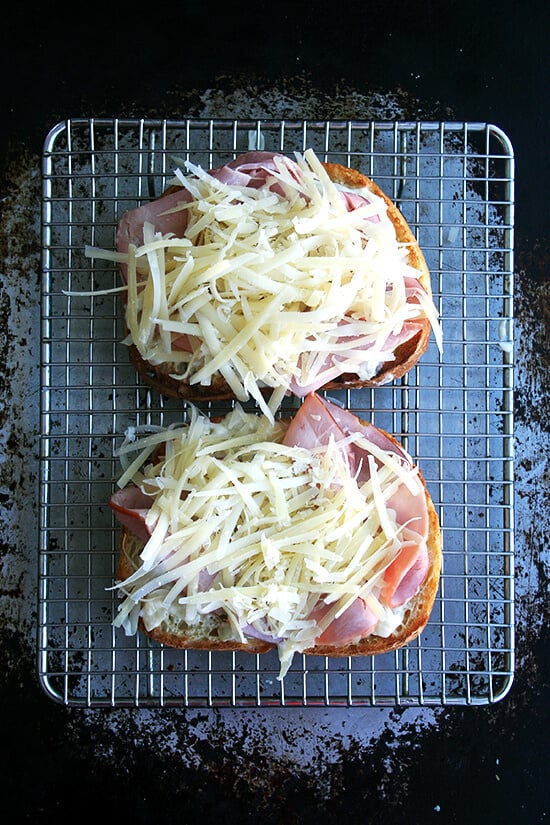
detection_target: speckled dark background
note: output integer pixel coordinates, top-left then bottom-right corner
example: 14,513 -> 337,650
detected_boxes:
1,2 -> 549,823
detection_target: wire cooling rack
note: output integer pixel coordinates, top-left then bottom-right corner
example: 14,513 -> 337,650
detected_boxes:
39,119 -> 515,708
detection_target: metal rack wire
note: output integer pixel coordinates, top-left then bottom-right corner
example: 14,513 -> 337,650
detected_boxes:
39,119 -> 515,707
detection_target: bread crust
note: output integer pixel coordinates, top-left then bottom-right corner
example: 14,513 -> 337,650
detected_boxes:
121,159 -> 433,400
113,415 -> 442,660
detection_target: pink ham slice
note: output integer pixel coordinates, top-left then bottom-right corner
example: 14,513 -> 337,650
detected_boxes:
110,485 -> 219,597
317,395 -> 408,459
339,190 -> 381,216
109,485 -> 155,544
282,391 -> 357,475
284,392 -> 412,485
289,317 -> 430,397
322,398 -> 428,542
310,597 -> 378,646
381,541 -> 430,608
283,393 -> 430,642
116,188 -> 193,262
211,150 -> 290,186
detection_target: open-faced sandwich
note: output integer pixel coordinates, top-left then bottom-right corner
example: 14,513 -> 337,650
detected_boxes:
100,148 -> 441,418
109,392 -> 441,678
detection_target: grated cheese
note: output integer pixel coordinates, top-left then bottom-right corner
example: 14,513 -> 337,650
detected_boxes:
113,405 -> 428,678
88,149 -> 442,419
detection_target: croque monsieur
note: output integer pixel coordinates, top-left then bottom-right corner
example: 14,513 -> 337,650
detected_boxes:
109,393 -> 441,678
88,148 -> 441,417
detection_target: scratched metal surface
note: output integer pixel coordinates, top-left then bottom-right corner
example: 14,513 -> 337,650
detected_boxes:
1,4 -> 549,820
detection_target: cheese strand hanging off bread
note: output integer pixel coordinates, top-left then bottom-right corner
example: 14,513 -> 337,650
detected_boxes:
109,393 -> 441,678
88,149 -> 441,418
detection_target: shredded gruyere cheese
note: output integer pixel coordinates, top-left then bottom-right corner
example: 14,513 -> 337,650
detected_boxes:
87,149 -> 441,420
113,405 -> 423,678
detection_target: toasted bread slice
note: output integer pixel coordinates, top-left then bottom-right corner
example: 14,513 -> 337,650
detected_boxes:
111,402 -> 442,664
120,155 -> 435,401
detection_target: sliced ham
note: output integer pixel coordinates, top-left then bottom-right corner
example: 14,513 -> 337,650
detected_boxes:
316,394 -> 413,486
211,151 -> 283,186
282,391 -> 351,447
288,319 -> 427,397
381,541 -> 430,608
211,151 -> 305,200
282,392 -> 359,478
285,392 -> 411,483
109,485 -> 155,543
170,331 -> 196,353
387,484 -> 429,543
117,152 -> 290,259
339,190 -> 381,219
310,597 -> 378,645
283,393 -> 430,640
116,187 -> 193,260
116,155 -> 276,260
305,394 -> 429,547
318,395 -> 406,456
